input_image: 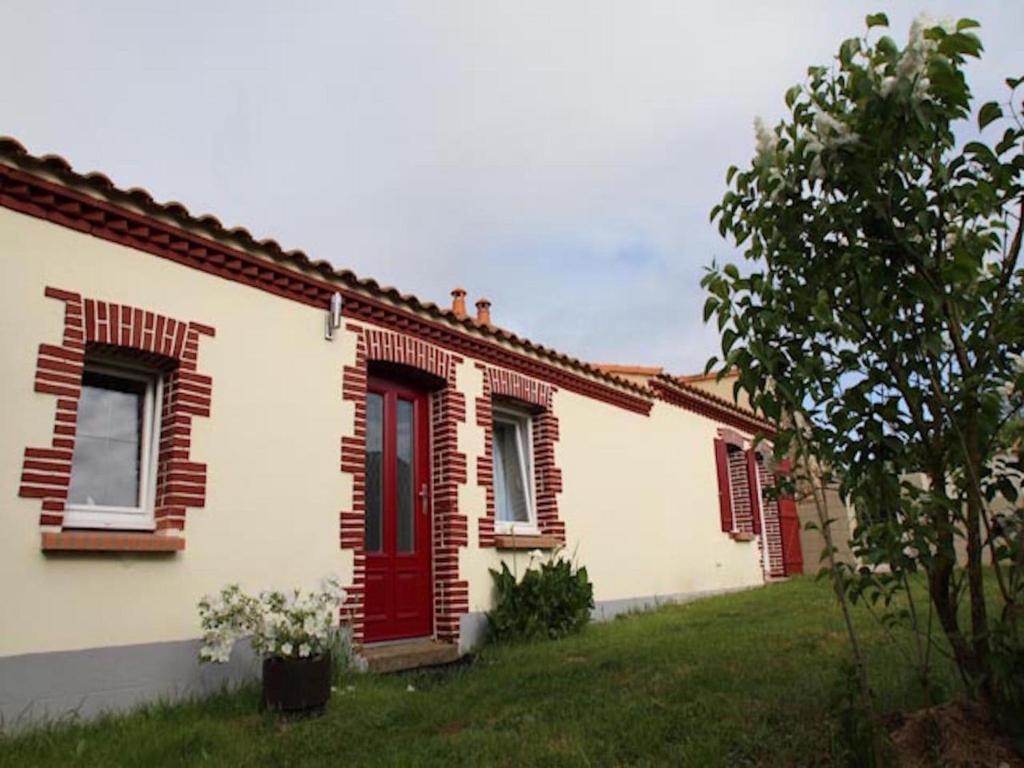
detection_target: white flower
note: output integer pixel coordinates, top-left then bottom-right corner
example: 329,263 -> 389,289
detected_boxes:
812,112 -> 858,148
754,116 -> 779,158
527,549 -> 544,561
320,576 -> 347,603
198,576 -> 349,665
406,684 -> 416,693
886,13 -> 945,102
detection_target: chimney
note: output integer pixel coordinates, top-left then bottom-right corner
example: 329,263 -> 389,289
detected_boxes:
451,287 -> 467,319
475,298 -> 492,327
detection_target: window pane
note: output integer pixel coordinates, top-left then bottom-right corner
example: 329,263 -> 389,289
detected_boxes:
396,399 -> 415,553
68,372 -> 145,508
493,419 -> 530,523
365,393 -> 384,552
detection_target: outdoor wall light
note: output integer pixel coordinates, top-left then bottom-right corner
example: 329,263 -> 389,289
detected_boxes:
324,292 -> 343,340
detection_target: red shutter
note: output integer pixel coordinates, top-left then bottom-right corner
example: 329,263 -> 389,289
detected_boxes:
779,495 -> 803,575
774,458 -> 803,575
714,438 -> 733,532
746,450 -> 762,535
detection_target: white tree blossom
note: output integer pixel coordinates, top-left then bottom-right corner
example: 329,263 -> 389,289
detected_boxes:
753,116 -> 779,159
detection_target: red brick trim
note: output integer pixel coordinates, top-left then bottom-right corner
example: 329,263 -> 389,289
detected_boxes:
0,162 -> 652,417
475,365 -> 565,548
339,324 -> 468,645
715,427 -> 781,580
19,287 -> 214,535
41,531 -> 185,552
726,445 -> 755,536
755,454 -> 785,578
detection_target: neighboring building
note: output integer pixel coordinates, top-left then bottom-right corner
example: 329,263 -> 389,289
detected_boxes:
678,368 -> 755,413
0,138 -> 801,728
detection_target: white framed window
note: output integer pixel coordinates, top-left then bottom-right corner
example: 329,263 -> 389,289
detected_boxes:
64,362 -> 163,530
492,404 -> 536,533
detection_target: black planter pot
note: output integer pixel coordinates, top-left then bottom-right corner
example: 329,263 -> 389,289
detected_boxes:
261,654 -> 331,714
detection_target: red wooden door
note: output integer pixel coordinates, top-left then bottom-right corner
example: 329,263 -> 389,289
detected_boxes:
363,377 -> 433,642
778,495 -> 804,576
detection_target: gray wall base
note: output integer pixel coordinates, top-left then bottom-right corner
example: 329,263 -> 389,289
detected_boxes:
459,585 -> 753,653
0,638 -> 258,734
3,587 -> 753,731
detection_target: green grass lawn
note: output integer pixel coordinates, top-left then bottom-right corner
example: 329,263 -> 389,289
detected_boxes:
0,577 -> 964,767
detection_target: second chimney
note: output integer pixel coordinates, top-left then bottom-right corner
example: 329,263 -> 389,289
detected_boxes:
475,298 -> 492,327
451,287 -> 467,319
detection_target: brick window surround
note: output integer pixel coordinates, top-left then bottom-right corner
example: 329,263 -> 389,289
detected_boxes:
339,324 -> 468,645
714,428 -> 761,541
755,451 -> 786,578
18,287 -> 214,547
713,428 -> 786,577
475,364 -> 565,549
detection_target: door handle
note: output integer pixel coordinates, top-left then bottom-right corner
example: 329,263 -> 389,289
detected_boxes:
419,483 -> 429,514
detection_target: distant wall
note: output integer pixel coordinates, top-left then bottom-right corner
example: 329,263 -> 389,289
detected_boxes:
796,484 -> 854,570
683,372 -> 755,412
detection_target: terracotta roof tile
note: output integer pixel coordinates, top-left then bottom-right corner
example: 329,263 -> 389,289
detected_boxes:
593,363 -> 664,377
677,368 -> 736,384
0,136 -> 663,398
0,135 -> 771,433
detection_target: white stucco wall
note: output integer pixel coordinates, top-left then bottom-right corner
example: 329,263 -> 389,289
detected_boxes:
0,208 -> 354,657
1,205 -> 764,660
460,391 -> 763,613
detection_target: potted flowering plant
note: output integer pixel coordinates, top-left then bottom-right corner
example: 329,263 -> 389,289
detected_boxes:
198,576 -> 347,714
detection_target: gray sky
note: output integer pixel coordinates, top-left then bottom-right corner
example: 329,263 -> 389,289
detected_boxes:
2,2 -> 1021,373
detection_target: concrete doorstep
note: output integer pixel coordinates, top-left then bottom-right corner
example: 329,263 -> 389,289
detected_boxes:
360,639 -> 460,674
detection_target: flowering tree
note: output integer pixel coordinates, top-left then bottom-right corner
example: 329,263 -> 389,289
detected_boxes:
704,12 -> 1023,721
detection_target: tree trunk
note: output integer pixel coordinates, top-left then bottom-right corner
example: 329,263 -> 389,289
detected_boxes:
962,411 -> 992,699
926,462 -> 989,698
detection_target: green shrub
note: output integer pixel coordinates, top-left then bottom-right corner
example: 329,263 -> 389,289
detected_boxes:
486,551 -> 594,642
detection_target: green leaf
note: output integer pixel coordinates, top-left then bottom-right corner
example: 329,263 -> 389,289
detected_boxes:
703,296 -> 718,323
722,328 -> 738,355
839,37 -> 860,66
978,101 -> 1003,130
877,35 -> 898,57
957,18 -> 980,31
785,84 -> 802,108
865,13 -> 888,29
1006,75 -> 1024,90
938,32 -> 982,58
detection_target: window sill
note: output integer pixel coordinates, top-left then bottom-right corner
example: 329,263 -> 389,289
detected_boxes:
41,531 -> 184,553
494,533 -> 560,550
729,531 -> 756,542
